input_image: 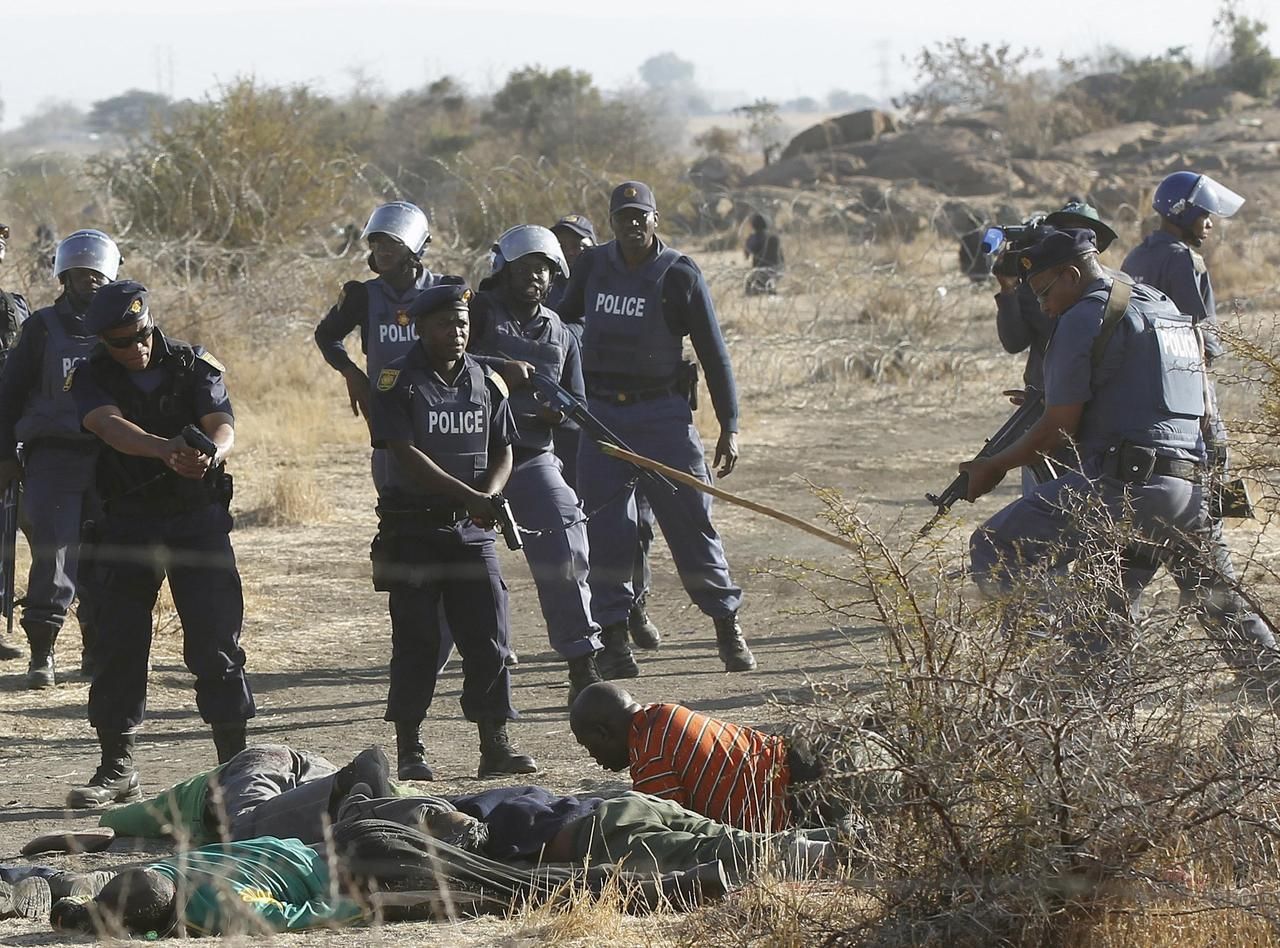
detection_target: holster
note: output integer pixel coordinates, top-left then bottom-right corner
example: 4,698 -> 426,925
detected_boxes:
678,360 -> 700,411
1103,442 -> 1157,484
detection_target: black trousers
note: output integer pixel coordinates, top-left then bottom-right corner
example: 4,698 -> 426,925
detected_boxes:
85,504 -> 255,733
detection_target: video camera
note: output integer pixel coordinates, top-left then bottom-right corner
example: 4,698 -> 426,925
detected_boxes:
981,216 -> 1046,278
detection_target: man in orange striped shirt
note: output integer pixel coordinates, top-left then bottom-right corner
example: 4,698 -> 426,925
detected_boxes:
570,682 -> 793,833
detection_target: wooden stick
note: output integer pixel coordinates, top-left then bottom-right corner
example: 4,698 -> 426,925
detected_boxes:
599,443 -> 855,552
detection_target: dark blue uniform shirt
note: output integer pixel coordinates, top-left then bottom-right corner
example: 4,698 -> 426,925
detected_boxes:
556,243 -> 740,433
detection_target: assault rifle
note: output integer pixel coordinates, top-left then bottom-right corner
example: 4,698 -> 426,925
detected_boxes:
1,481 -> 18,639
920,388 -> 1051,536
527,375 -> 678,496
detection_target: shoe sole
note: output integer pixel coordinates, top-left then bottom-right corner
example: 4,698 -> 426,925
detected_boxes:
13,877 -> 51,920
477,764 -> 539,779
26,675 -> 55,690
22,828 -> 116,857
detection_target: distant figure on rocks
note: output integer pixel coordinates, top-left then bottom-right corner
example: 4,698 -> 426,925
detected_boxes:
744,213 -> 783,296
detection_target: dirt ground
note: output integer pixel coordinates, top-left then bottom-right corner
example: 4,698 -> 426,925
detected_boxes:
0,265 -> 1275,945
0,358 -> 1018,945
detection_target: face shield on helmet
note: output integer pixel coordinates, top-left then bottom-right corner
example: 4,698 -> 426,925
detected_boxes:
361,202 -> 431,256
1182,174 -> 1245,219
1153,172 -> 1245,230
53,230 -> 122,281
489,225 -> 569,280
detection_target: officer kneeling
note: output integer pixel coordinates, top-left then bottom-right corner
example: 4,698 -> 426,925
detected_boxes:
67,281 -> 255,808
369,282 -> 537,780
960,228 -> 1237,655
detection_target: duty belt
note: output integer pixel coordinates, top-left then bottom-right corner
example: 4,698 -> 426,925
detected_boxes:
377,505 -> 468,530
586,383 -> 679,406
1149,457 -> 1204,483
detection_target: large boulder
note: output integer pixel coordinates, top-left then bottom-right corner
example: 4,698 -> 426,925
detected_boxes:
781,109 -> 898,160
1010,159 -> 1097,199
688,155 -> 746,191
744,152 -> 867,188
848,125 -> 1022,196
1049,122 -> 1163,159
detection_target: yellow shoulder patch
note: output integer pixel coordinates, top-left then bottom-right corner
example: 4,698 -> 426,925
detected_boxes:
377,368 -> 401,392
198,351 -> 227,373
63,365 -> 77,392
484,367 -> 509,399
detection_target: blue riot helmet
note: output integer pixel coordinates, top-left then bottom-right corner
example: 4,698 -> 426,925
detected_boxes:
53,229 -> 122,281
360,202 -> 431,256
490,225 -> 570,280
1153,172 -> 1245,231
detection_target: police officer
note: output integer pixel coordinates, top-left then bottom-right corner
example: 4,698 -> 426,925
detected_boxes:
67,280 -> 255,808
1122,171 -> 1243,359
995,202 -> 1118,495
961,228 -> 1277,671
369,281 -> 537,780
0,230 -> 121,686
0,219 -> 30,661
549,214 -> 662,652
1120,172 -> 1274,673
547,213 -> 596,315
315,202 -> 442,490
556,181 -> 753,676
0,220 -> 30,374
469,225 -> 604,702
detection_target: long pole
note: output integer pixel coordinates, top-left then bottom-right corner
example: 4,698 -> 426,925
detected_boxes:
599,443 -> 855,552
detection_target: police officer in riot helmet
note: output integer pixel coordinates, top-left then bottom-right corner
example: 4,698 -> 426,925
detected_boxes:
0,229 -> 121,685
962,228 -> 1280,676
469,225 -> 604,703
316,202 -> 439,449
369,281 -> 537,780
0,220 -> 30,376
66,280 -> 255,808
1120,172 -> 1274,675
556,181 -> 753,676
0,220 -> 30,660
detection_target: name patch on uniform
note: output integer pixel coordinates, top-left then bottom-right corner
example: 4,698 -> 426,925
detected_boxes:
594,293 -> 646,317
62,365 -> 77,392
428,409 -> 484,434
198,351 -> 227,373
377,368 -> 400,391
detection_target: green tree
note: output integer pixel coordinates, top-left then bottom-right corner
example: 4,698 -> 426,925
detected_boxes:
487,66 -> 600,159
87,90 -> 173,137
1214,0 -> 1280,97
639,52 -> 696,90
733,99 -> 784,165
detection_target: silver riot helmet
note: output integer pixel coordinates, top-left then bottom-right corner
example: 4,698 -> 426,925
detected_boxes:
53,229 -> 122,281
360,202 -> 431,255
490,225 -> 569,280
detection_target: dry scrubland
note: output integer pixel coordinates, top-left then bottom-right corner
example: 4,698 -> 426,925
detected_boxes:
5,148 -> 1280,945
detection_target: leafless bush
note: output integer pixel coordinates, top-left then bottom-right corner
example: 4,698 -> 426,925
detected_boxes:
700,486 -> 1280,947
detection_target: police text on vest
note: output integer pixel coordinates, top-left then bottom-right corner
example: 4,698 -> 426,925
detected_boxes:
595,294 -> 646,317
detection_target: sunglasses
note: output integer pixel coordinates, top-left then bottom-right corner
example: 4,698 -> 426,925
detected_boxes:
102,319 -> 155,349
1032,269 -> 1064,306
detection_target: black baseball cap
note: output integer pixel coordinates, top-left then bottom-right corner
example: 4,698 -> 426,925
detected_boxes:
609,181 -> 657,215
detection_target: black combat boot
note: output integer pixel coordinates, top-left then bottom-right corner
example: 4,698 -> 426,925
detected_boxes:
715,613 -> 757,672
628,597 -> 662,650
477,719 -> 538,778
24,623 -> 57,690
567,651 -> 603,706
212,722 -> 247,764
596,621 -> 640,680
66,731 -> 141,809
394,721 -> 434,781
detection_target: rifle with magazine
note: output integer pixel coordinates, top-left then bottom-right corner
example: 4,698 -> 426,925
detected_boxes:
920,389 -> 1052,536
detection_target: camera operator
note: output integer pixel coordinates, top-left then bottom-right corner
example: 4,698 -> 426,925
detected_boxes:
992,201 -> 1118,494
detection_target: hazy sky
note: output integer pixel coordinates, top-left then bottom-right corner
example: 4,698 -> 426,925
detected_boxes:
4,0 -> 1276,128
